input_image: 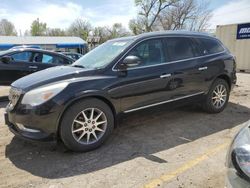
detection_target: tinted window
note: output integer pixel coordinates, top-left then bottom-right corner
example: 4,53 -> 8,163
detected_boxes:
126,39 -> 165,67
164,37 -> 195,61
53,56 -> 66,64
11,52 -> 32,61
199,38 -> 224,54
191,38 -> 208,56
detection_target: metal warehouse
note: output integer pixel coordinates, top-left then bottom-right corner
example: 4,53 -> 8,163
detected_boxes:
0,36 -> 87,54
216,23 -> 250,71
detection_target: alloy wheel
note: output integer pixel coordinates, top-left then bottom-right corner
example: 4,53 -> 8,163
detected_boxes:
212,84 -> 227,109
71,108 -> 107,144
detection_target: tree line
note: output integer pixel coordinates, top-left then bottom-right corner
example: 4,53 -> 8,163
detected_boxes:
0,0 -> 212,43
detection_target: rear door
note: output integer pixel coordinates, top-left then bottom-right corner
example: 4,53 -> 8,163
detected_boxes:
162,37 -> 205,98
192,37 -> 226,91
0,51 -> 33,85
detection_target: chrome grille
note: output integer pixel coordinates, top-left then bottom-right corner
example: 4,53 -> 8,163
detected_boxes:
9,87 -> 22,107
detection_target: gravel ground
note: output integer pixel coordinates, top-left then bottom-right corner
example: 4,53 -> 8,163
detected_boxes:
0,73 -> 250,188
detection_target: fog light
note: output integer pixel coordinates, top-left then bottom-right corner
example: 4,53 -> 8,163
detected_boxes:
16,123 -> 40,133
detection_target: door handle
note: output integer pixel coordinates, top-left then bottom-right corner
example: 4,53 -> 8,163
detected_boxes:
29,66 -> 38,69
198,66 -> 208,71
160,73 -> 171,78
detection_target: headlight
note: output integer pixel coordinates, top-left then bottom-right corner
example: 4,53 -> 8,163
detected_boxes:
230,123 -> 250,181
21,82 -> 69,106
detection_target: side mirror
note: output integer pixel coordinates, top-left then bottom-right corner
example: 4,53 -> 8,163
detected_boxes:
0,56 -> 12,64
118,56 -> 142,71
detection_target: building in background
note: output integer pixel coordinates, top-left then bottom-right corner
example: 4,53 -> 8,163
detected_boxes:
216,23 -> 250,72
0,36 -> 88,54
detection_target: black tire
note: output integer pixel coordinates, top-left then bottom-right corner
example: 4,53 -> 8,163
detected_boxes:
203,78 -> 230,113
60,98 -> 114,152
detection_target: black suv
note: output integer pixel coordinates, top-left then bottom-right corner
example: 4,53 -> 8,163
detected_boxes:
0,48 -> 74,85
5,31 -> 237,152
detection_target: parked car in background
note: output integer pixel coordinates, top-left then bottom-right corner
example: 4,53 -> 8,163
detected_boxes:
226,121 -> 250,188
10,45 -> 41,50
0,48 -> 74,85
62,52 -> 83,61
5,31 -> 236,152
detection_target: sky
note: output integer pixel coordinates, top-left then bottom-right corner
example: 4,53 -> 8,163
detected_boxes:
0,0 -> 250,35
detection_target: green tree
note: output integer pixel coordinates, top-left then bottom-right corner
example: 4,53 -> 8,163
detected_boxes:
0,19 -> 17,36
30,18 -> 47,36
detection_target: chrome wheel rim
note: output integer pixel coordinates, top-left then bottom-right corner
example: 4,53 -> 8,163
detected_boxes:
212,84 -> 227,109
71,108 -> 107,145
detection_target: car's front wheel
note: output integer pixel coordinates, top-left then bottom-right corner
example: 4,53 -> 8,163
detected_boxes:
203,78 -> 230,113
60,98 -> 114,152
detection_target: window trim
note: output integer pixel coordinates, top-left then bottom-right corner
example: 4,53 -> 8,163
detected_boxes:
112,35 -> 226,72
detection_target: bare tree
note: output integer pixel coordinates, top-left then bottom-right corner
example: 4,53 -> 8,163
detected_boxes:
67,19 -> 92,40
46,28 -> 67,36
157,0 -> 212,31
129,18 -> 146,35
93,23 -> 130,43
0,19 -> 17,36
133,0 -> 177,32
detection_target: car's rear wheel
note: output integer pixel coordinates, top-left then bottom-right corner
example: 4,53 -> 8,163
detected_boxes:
60,98 -> 114,152
203,78 -> 230,113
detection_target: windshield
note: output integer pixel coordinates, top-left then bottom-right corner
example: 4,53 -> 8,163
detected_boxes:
72,39 -> 133,69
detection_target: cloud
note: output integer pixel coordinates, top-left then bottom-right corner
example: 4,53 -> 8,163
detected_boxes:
0,2 -> 84,34
0,0 -> 137,35
209,0 -> 250,28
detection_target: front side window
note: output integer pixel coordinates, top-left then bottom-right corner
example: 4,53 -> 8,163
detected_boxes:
10,51 -> 32,61
164,37 -> 195,61
126,39 -> 165,67
200,38 -> 224,54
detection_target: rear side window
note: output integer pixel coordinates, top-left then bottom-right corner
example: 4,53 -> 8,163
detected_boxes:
164,37 -> 195,61
199,38 -> 224,54
33,53 -> 67,64
11,52 -> 32,62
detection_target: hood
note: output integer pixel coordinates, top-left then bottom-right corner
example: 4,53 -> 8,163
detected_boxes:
12,66 -> 96,91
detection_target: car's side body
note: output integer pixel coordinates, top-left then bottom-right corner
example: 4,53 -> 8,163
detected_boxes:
5,31 -> 237,146
0,48 -> 74,85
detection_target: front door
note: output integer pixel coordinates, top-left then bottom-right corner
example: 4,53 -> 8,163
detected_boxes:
113,38 -> 176,112
0,51 -> 33,85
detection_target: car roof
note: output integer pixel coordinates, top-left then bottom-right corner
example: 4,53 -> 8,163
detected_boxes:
0,48 -> 74,61
109,30 -> 215,42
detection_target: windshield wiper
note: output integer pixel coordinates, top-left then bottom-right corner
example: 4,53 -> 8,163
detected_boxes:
72,64 -> 85,68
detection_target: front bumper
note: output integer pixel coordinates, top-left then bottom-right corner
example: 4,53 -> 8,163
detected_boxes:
5,101 -> 62,142
226,168 -> 250,188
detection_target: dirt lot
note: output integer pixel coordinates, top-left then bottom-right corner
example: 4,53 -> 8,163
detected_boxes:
0,73 -> 250,188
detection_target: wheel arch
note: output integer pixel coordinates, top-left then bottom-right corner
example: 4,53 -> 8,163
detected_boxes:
217,74 -> 232,90
56,94 -> 117,140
